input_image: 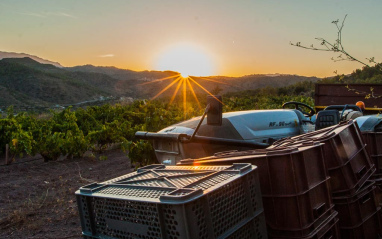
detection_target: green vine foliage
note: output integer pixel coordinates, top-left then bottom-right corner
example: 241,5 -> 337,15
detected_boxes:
0,81 -> 317,165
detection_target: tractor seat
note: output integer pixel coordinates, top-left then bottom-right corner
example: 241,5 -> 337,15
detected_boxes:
315,110 -> 340,130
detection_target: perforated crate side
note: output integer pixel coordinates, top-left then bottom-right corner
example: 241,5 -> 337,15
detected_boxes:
94,197 -> 163,238
226,212 -> 267,239
161,197 -> 213,239
205,172 -> 263,238
77,195 -> 94,236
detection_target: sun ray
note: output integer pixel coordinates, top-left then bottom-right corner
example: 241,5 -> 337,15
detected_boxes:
186,78 -> 202,109
189,77 -> 224,105
139,74 -> 180,86
183,78 -> 187,118
151,76 -> 182,100
169,78 -> 183,104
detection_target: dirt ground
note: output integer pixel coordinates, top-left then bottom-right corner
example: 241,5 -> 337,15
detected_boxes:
0,150 -> 134,238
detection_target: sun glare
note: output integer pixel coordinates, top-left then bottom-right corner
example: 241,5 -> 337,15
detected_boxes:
144,44 -> 225,119
156,44 -> 214,77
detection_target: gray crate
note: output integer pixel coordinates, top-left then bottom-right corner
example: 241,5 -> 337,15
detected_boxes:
76,163 -> 266,239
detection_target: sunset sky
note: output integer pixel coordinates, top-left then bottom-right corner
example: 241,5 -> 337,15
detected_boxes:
1,0 -> 381,77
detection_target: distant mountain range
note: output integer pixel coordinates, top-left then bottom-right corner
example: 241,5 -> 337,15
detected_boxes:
0,51 -> 63,68
0,51 -> 321,110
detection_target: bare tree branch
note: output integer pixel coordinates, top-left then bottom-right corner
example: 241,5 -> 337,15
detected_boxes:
290,15 -> 379,69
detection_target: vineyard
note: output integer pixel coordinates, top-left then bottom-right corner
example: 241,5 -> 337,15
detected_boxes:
0,87 -> 314,167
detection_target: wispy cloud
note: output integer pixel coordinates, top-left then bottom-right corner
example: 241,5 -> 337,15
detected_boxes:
19,12 -> 47,18
47,12 -> 78,19
98,54 -> 115,58
18,11 -> 77,19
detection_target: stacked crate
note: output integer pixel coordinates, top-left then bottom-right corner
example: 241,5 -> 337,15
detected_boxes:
270,120 -> 382,238
362,131 -> 382,173
76,163 -> 267,239
179,144 -> 340,238
362,131 -> 382,236
363,131 -> 382,204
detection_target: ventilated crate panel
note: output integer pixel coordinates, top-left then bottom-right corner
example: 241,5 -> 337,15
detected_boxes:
270,120 -> 375,196
226,213 -> 267,239
76,163 -> 266,239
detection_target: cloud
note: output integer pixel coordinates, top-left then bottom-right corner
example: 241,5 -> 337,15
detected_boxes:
98,54 -> 115,58
19,12 -> 47,18
18,11 -> 77,19
47,12 -> 78,19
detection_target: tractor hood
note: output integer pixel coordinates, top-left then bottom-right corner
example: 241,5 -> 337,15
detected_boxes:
158,109 -> 302,142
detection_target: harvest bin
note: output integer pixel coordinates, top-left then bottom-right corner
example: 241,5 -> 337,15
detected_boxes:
178,144 -> 335,237
268,211 -> 339,239
76,163 -> 267,239
362,132 -> 382,173
338,207 -> 382,239
270,120 -> 375,197
332,181 -> 378,228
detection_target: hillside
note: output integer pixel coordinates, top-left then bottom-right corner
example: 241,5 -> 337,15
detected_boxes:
0,56 -> 321,110
0,58 -> 126,108
70,65 -> 321,98
0,51 -> 63,68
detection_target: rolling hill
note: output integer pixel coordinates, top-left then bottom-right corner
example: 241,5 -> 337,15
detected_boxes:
0,54 -> 321,110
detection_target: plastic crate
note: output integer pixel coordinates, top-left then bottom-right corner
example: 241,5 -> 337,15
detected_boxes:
263,180 -> 333,236
226,212 -> 267,239
369,174 -> 382,206
179,145 -> 333,235
269,211 -> 339,239
180,144 -> 329,196
270,120 -> 375,197
362,132 -> 382,173
362,131 -> 382,155
333,181 -> 378,228
339,207 -> 382,239
76,163 -> 267,239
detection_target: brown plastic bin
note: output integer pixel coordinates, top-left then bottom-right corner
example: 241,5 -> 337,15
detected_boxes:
369,174 -> 382,206
339,207 -> 382,239
362,132 -> 382,173
263,180 -> 333,236
270,121 -> 375,197
269,210 -> 339,239
180,144 -> 329,196
362,131 -> 382,155
333,181 -> 378,228
178,145 -> 333,236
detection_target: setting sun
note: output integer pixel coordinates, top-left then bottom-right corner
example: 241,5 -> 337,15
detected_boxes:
155,43 -> 214,77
